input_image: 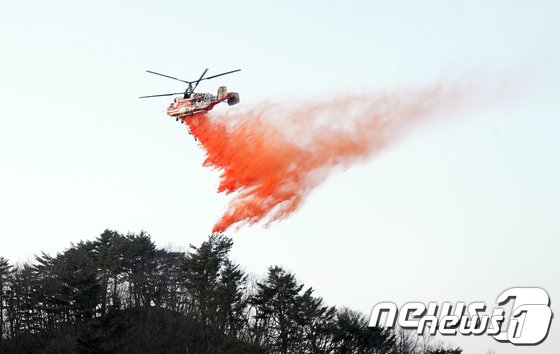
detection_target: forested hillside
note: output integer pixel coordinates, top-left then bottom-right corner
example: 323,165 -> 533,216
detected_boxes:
0,230 -> 461,354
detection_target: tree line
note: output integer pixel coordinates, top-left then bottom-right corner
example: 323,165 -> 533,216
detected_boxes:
0,230 -> 462,354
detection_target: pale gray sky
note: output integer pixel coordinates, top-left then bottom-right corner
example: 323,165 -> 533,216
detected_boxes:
1,1 -> 558,352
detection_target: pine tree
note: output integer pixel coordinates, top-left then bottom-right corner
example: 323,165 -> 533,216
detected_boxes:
251,266 -> 303,354
91,230 -> 128,314
0,257 -> 13,342
295,288 -> 336,353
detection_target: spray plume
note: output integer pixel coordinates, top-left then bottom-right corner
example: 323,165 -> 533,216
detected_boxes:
184,80 -> 497,233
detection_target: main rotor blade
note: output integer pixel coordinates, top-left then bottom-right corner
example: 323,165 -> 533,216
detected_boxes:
191,68 -> 208,92
204,69 -> 241,80
145,70 -> 189,84
139,92 -> 184,99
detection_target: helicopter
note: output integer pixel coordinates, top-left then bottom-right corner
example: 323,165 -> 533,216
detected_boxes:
140,68 -> 241,123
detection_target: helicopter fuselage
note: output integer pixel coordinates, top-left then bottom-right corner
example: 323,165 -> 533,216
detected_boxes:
166,86 -> 239,120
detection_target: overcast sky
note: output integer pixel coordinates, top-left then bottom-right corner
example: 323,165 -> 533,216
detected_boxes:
1,1 -> 558,352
